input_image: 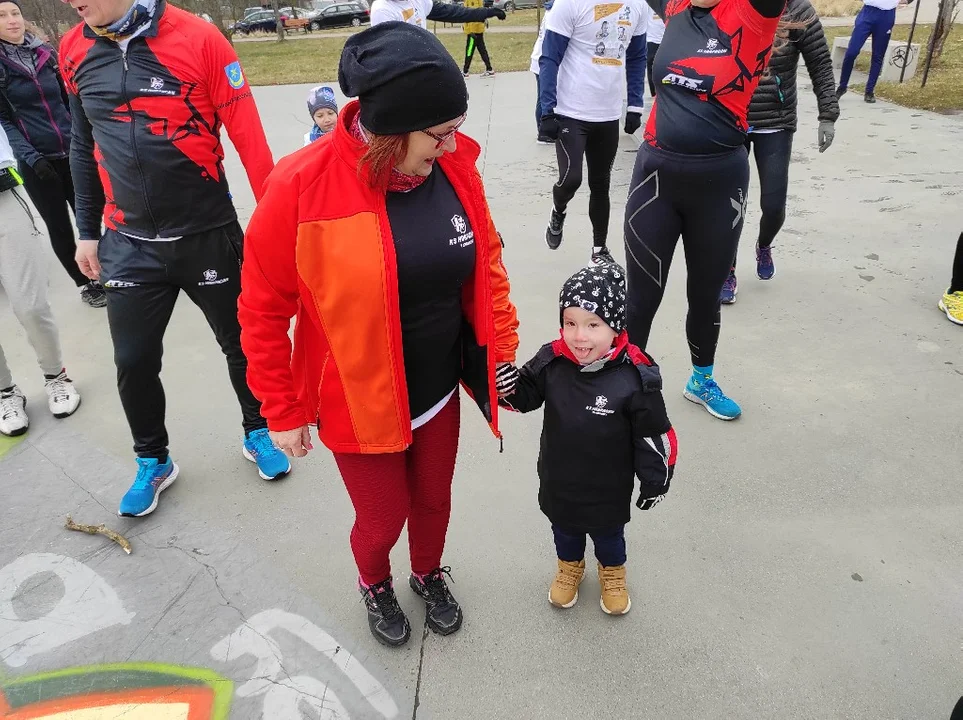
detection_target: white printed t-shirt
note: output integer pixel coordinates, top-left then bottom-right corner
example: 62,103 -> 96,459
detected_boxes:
546,0 -> 649,122
646,6 -> 664,44
370,0 -> 433,27
531,14 -> 549,73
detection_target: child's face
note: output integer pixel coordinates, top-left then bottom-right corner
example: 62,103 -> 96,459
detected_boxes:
313,108 -> 338,134
562,306 -> 617,365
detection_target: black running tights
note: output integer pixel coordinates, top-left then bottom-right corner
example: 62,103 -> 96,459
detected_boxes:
732,130 -> 793,267
951,231 -> 963,293
624,144 -> 749,368
554,116 -> 620,247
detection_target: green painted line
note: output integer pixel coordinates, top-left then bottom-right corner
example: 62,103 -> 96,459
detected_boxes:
0,434 -> 26,459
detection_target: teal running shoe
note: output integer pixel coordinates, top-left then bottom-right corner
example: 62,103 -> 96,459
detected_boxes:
684,375 -> 742,420
118,457 -> 179,517
243,428 -> 291,480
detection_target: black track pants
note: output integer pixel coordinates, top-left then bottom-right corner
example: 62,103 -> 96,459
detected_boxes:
624,143 -> 749,368
98,222 -> 267,458
464,33 -> 492,73
951,231 -> 963,293
553,116 -> 620,247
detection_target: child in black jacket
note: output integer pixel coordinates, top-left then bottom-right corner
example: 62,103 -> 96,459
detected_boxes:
501,263 -> 677,615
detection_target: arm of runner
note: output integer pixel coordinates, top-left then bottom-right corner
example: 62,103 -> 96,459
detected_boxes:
644,0 -> 669,19
799,8 -> 840,124
745,0 -> 787,22
0,99 -> 44,169
538,0 -> 576,117
237,163 -> 307,433
203,29 -> 275,202
629,388 -> 677,509
626,29 -> 648,113
427,2 -> 506,22
67,92 -> 105,243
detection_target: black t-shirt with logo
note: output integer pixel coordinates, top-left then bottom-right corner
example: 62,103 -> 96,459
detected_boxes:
387,167 -> 476,419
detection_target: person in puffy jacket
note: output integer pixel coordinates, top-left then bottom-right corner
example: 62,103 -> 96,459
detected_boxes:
0,0 -> 105,306
720,0 -> 838,302
238,23 -> 520,649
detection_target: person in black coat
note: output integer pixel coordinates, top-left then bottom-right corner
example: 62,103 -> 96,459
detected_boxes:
501,263 -> 678,616
0,0 -> 106,307
720,0 -> 839,304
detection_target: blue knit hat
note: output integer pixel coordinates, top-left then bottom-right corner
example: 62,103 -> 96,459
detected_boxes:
307,86 -> 338,118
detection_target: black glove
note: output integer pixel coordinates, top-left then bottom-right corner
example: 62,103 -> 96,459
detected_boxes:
636,493 -> 665,510
624,111 -> 642,135
495,363 -> 519,396
489,8 -> 506,19
539,114 -> 560,141
32,158 -> 59,183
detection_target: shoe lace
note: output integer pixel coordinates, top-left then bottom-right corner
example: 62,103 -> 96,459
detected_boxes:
248,429 -> 277,457
131,458 -> 159,491
700,377 -> 726,403
724,274 -> 736,291
599,567 -> 626,592
45,376 -> 71,404
556,563 -> 581,588
757,246 -> 772,262
364,579 -> 403,620
421,566 -> 455,605
947,291 -> 963,308
0,392 -> 22,421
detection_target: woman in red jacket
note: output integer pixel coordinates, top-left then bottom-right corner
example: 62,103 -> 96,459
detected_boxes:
238,23 -> 520,648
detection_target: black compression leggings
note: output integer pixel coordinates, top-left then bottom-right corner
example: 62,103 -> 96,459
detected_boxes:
733,130 -> 793,267
646,41 -> 659,97
624,143 -> 749,368
554,116 -> 620,247
464,33 -> 492,73
951,231 -> 963,293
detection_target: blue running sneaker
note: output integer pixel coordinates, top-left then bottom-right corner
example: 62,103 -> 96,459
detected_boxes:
119,457 -> 179,517
243,428 -> 291,480
720,271 -> 738,304
756,244 -> 775,280
684,375 -> 742,420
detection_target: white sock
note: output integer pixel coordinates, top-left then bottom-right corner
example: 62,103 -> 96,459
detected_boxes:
593,246 -> 604,254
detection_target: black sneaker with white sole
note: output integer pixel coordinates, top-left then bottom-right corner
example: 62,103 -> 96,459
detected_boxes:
864,93 -> 876,103
590,246 -> 615,266
80,282 -> 107,308
360,577 -> 411,647
546,209 -> 565,250
409,567 -> 463,636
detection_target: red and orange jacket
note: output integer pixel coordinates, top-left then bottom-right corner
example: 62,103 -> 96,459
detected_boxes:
239,101 -> 520,454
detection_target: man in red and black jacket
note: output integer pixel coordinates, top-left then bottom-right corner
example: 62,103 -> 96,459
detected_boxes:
60,0 -> 290,518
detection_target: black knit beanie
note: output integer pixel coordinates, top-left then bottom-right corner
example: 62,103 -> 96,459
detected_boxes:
559,263 -> 627,334
1,0 -> 23,9
338,22 -> 468,135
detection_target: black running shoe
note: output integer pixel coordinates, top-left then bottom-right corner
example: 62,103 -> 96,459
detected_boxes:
864,93 -> 876,103
546,209 -> 565,250
80,282 -> 107,308
590,246 -> 615,266
360,577 -> 411,647
409,567 -> 463,636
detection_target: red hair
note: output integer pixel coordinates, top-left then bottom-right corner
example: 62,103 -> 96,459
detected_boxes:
359,133 -> 409,190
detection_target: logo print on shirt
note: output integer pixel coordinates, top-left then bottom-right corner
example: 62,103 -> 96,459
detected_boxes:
587,394 -> 615,416
593,2 -> 623,22
662,73 -> 705,91
199,268 -> 230,286
150,77 -> 164,90
730,188 -> 746,229
698,38 -> 728,54
596,20 -> 610,39
451,215 -> 467,234
448,216 -> 475,248
224,62 -> 246,90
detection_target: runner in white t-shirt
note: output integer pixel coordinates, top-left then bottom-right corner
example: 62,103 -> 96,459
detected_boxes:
530,1 -> 554,142
538,0 -> 648,266
644,5 -> 664,96
370,0 -> 505,29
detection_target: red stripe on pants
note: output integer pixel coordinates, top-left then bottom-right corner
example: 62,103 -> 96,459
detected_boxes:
334,392 -> 460,586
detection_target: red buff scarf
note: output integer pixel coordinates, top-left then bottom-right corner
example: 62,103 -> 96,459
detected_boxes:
350,113 -> 428,194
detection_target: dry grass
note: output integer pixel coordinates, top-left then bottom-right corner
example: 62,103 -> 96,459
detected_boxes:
812,0 -> 861,17
236,29 -> 538,84
824,25 -> 963,112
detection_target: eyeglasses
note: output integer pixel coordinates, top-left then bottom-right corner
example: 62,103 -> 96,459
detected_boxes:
420,115 -> 467,149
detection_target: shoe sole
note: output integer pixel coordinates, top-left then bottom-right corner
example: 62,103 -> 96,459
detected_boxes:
242,445 -> 292,480
52,395 -> 81,419
119,463 -> 179,518
548,588 -> 579,608
600,594 -> 632,615
683,389 -> 741,421
1,424 -> 28,437
546,227 -> 562,250
370,621 -> 412,648
939,299 -> 963,326
721,286 -> 738,304
756,265 -> 775,281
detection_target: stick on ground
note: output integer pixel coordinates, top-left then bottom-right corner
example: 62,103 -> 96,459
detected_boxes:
65,515 -> 133,555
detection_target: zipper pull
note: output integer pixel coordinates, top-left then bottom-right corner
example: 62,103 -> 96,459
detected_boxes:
499,434 -> 504,454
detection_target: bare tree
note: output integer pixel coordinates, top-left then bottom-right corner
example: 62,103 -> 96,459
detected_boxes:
930,0 -> 960,59
17,0 -> 79,43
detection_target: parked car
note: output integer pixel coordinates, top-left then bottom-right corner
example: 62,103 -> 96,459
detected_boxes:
483,0 -> 538,9
231,8 -> 281,33
306,2 -> 369,29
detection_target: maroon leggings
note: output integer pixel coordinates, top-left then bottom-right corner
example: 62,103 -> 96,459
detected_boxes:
334,393 -> 461,586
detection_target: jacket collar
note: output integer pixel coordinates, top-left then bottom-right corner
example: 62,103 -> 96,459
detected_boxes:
332,100 -> 482,187
82,0 -> 167,41
551,330 -> 631,370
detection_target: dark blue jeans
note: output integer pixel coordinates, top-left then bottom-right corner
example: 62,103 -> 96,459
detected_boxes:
553,525 -> 626,567
534,72 -> 541,132
839,5 -> 896,95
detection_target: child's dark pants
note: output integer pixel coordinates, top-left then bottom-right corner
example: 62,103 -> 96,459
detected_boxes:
553,525 -> 626,567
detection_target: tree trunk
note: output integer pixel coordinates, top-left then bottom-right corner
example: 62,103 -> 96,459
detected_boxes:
931,0 -> 959,59
272,0 -> 286,41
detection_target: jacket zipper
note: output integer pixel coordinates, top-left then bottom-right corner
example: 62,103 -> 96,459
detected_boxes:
120,43 -> 160,237
33,75 -> 66,155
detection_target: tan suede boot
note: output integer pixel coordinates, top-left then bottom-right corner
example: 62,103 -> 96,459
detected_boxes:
549,559 -> 585,608
598,564 -> 631,615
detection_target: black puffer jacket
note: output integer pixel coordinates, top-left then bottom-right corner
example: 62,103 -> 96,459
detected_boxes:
747,0 -> 839,133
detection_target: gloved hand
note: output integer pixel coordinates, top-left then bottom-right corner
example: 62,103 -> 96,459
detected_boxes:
818,121 -> 835,153
624,111 -> 642,135
489,8 -> 506,19
495,362 -> 519,398
636,493 -> 665,510
32,158 -> 59,183
539,113 -> 560,141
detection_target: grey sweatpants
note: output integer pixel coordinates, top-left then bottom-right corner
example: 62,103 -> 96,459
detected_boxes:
0,187 -> 64,389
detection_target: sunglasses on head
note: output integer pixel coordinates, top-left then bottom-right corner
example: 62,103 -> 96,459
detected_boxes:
420,114 -> 467,149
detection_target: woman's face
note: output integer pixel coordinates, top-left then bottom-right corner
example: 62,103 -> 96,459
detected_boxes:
398,115 -> 466,177
0,2 -> 26,45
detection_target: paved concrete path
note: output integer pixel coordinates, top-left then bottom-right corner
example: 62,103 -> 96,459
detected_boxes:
1,71 -> 961,720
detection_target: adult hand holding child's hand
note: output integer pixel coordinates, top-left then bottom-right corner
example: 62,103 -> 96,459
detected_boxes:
270,426 -> 314,458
